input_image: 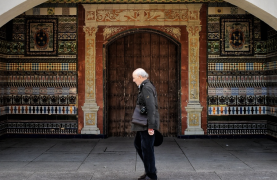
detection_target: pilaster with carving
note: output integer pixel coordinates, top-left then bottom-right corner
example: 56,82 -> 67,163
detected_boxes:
81,26 -> 100,134
185,4 -> 204,135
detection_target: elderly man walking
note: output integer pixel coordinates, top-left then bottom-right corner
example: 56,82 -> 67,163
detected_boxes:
132,68 -> 160,180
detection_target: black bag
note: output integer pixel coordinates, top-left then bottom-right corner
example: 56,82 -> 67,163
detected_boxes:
154,130 -> 163,146
132,105 -> 147,126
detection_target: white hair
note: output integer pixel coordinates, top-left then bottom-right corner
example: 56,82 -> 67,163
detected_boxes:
134,68 -> 149,78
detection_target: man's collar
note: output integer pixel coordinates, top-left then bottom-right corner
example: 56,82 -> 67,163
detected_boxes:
138,79 -> 149,89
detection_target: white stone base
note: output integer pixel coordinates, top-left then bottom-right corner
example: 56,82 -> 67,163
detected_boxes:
185,128 -> 204,135
185,103 -> 204,135
81,127 -> 100,134
81,102 -> 100,135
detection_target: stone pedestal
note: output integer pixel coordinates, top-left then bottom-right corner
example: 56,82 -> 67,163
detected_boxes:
185,103 -> 204,135
81,103 -> 100,134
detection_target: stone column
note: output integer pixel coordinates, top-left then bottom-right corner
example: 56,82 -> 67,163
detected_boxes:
81,26 -> 100,134
185,23 -> 204,135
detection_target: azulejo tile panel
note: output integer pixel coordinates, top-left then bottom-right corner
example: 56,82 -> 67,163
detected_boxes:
208,33 -> 219,40
12,34 -> 24,41
58,23 -> 77,33
13,24 -> 25,34
221,18 -> 253,56
254,41 -> 267,54
208,41 -> 220,55
58,33 -> 77,40
208,23 -> 220,32
26,18 -> 58,56
6,42 -> 24,55
59,17 -> 76,23
58,41 -> 77,54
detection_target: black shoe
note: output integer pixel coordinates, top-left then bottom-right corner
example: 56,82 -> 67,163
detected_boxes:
144,176 -> 157,180
138,173 -> 147,180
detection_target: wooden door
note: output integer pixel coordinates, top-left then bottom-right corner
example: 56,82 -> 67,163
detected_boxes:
106,32 -> 178,137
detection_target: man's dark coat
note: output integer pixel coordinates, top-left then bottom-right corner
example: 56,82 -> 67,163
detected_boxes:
131,79 -> 160,131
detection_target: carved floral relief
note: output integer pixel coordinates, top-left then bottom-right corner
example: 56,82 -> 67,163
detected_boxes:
96,9 -> 188,22
159,27 -> 181,40
103,27 -> 126,40
85,113 -> 95,125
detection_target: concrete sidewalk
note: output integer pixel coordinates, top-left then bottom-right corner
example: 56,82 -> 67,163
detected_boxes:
0,137 -> 277,180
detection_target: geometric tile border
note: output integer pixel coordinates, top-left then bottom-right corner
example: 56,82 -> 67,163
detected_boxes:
6,121 -> 77,134
6,106 -> 77,114
207,121 -> 267,135
208,106 -> 267,115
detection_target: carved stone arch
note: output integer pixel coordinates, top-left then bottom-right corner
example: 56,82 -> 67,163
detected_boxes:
80,4 -> 205,135
104,28 -> 181,47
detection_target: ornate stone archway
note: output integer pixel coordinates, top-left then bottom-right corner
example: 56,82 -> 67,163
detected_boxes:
80,4 -> 205,135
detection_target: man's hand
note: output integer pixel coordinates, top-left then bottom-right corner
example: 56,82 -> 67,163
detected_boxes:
148,129 -> 154,135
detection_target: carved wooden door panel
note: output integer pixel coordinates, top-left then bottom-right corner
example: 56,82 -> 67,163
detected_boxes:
106,32 -> 178,137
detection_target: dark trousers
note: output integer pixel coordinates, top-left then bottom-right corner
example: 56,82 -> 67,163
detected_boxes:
134,131 -> 157,179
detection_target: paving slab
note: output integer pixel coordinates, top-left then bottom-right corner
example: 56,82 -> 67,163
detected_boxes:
181,146 -> 226,153
91,171 -> 222,180
156,171 -> 221,180
78,161 -> 136,172
222,145 -> 276,152
252,138 -> 277,145
34,153 -> 88,162
28,172 -> 93,180
85,152 -> 136,162
0,162 -> 29,171
230,152 -> 277,161
10,138 -> 59,148
217,171 -> 277,180
243,160 -> 277,171
0,171 -> 34,180
0,139 -> 20,148
154,142 -> 184,154
0,147 -> 49,155
21,162 -> 83,172
213,139 -> 262,148
185,152 -> 239,162
190,160 -> 253,172
105,142 -> 136,152
175,139 -> 221,147
0,153 -> 41,162
100,137 -> 134,143
47,139 -> 97,153
89,145 -> 107,153
136,153 -> 195,172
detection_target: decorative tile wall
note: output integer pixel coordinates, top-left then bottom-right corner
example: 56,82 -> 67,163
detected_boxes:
207,3 -> 277,136
0,4 -> 78,135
